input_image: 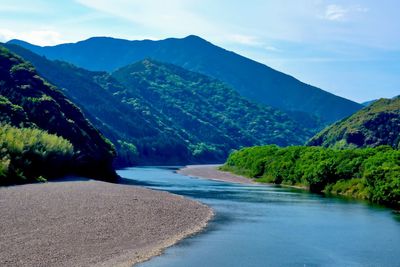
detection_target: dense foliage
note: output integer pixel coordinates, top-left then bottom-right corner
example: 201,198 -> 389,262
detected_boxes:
222,145 -> 400,208
0,46 -> 116,183
0,124 -> 73,185
6,44 -> 315,165
308,97 -> 400,149
113,60 -> 314,155
8,36 -> 362,123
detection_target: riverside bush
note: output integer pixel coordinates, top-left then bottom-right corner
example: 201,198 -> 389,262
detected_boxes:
222,145 -> 400,208
0,124 -> 74,185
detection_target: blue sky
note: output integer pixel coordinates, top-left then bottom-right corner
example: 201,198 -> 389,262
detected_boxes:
0,0 -> 399,103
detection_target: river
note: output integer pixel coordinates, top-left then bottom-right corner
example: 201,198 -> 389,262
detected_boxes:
118,167 -> 400,267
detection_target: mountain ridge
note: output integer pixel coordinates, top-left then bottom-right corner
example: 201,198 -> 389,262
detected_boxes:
7,35 -> 363,123
5,43 -> 315,165
0,45 -> 116,183
307,96 -> 400,149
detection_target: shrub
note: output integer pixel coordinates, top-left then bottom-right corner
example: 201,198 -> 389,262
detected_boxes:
223,145 -> 400,208
0,124 -> 74,185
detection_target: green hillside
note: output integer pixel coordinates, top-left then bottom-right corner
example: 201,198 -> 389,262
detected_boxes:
6,44 -> 315,165
112,59 -> 313,152
5,43 -> 190,165
7,36 -> 363,124
307,97 -> 400,149
0,46 -> 116,184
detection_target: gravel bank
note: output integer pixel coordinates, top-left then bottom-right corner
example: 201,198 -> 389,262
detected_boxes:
178,165 -> 310,191
0,181 -> 213,267
177,165 -> 255,184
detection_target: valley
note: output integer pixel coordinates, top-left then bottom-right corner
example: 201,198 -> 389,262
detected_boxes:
0,19 -> 398,267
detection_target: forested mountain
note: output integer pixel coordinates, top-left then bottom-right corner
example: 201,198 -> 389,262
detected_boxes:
5,43 -> 187,165
5,44 -> 314,165
0,46 -> 116,184
307,97 -> 400,149
8,36 -> 362,123
112,59 -> 313,150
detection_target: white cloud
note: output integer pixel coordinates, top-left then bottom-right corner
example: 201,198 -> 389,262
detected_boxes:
322,4 -> 369,22
0,29 -> 64,45
74,0 -> 215,36
324,4 -> 348,21
0,2 -> 50,14
227,34 -> 262,46
263,45 -> 280,52
224,34 -> 281,53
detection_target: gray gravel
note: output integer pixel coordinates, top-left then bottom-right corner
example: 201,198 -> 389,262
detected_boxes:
177,165 -> 255,184
0,181 -> 213,267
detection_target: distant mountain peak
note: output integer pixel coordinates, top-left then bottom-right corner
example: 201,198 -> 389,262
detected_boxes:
7,39 -> 32,46
182,34 -> 205,41
7,35 -> 363,123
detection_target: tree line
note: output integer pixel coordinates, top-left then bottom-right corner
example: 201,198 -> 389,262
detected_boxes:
221,145 -> 400,208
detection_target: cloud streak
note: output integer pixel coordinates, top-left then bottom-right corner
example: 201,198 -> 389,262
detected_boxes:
74,0 -> 219,37
322,4 -> 369,22
324,5 -> 348,21
0,0 -> 398,101
0,28 -> 64,45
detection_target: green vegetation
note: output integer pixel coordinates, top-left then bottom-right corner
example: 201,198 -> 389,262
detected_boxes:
221,145 -> 400,208
6,43 -> 316,165
7,36 -> 363,123
0,45 -> 116,184
113,59 -> 314,157
307,97 -> 400,149
0,124 -> 73,185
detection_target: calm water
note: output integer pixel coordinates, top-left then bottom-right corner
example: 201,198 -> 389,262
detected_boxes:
118,167 -> 400,267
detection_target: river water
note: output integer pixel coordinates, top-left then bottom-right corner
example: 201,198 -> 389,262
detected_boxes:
118,167 -> 400,267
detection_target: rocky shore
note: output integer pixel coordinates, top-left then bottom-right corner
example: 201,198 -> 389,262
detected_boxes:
177,164 -> 255,184
0,180 -> 213,267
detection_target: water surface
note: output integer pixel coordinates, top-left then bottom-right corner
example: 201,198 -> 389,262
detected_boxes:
118,167 -> 400,267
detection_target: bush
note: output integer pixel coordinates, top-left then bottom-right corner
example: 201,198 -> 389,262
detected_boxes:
222,145 -> 400,208
0,124 -> 74,185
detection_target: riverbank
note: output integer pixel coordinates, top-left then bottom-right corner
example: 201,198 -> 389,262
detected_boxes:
178,165 -> 310,191
0,180 -> 213,267
177,164 -> 256,184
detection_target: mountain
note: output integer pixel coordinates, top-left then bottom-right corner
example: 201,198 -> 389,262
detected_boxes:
362,99 -> 377,106
307,97 -> 400,149
5,44 -> 314,165
7,36 -> 363,123
4,43 -> 187,165
0,45 -> 116,184
112,59 -> 313,148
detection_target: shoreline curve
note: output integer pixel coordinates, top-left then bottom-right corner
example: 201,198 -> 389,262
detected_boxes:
0,180 -> 213,267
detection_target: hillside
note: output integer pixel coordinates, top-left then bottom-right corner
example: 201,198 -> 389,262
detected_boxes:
5,43 -> 191,165
221,145 -> 400,208
7,36 -> 363,123
0,46 -> 116,184
307,97 -> 400,149
362,99 -> 377,106
5,44 -> 314,165
112,59 -> 313,149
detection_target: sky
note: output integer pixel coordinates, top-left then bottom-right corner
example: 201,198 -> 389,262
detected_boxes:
0,0 -> 399,103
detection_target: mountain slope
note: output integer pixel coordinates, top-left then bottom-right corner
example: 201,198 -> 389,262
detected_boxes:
8,36 -> 363,123
112,59 -> 313,149
307,97 -> 400,149
6,44 -> 314,164
362,99 -> 377,106
5,43 -> 192,165
0,45 -> 116,183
